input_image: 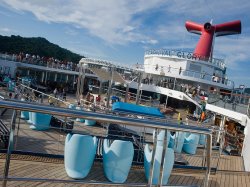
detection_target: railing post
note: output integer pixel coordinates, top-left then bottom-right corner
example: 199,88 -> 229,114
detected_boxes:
136,72 -> 142,105
99,81 -> 103,95
217,116 -> 225,143
173,77 -> 176,90
106,67 -> 114,109
247,99 -> 250,116
148,128 -> 158,186
159,130 -> 168,186
204,134 -> 212,187
3,110 -> 17,187
125,83 -> 129,103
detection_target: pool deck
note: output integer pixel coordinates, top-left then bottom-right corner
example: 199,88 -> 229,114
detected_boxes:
0,107 -> 249,186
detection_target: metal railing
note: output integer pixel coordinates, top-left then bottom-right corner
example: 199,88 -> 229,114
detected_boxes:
132,63 -> 233,88
0,99 -> 213,187
0,53 -> 78,72
144,49 -> 225,69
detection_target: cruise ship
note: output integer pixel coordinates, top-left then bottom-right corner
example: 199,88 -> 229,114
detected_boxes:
0,20 -> 249,187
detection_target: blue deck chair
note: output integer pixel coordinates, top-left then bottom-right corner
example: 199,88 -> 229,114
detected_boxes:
27,112 -> 34,124
85,119 -> 96,126
169,132 -> 186,153
75,106 -> 85,123
30,112 -> 52,131
182,133 -> 200,154
20,98 -> 29,120
21,111 -> 29,120
68,104 -> 76,109
144,130 -> 174,185
103,139 -> 134,183
199,134 -> 206,145
65,134 -> 97,179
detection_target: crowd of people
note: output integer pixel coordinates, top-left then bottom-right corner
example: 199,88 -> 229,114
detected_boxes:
1,52 -> 78,71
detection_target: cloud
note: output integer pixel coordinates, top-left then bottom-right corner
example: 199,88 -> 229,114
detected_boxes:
0,27 -> 16,35
64,27 -> 78,36
214,36 -> 250,69
0,0 -> 165,44
0,28 -> 11,32
141,39 -> 158,45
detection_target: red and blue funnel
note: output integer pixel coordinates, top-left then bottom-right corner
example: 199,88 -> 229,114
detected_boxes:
185,20 -> 241,59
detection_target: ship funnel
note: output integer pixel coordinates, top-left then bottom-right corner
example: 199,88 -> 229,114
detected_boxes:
204,22 -> 212,31
185,20 -> 241,60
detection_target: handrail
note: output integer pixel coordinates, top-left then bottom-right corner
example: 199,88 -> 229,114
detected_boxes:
134,63 -> 233,87
17,81 -> 71,106
144,49 -> 225,69
0,100 -> 212,135
0,99 -> 213,187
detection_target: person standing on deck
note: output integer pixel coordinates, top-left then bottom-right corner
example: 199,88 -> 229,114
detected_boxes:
53,88 -> 58,98
179,67 -> 182,75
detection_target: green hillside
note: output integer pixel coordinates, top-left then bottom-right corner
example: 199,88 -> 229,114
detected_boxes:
0,35 -> 84,63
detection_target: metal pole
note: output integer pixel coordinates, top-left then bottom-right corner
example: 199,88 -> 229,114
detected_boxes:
76,69 -> 81,101
79,66 -> 85,98
41,72 -> 45,83
73,75 -> 76,90
217,116 -> 225,143
204,134 -> 212,187
247,99 -> 250,116
3,110 -> 17,187
54,73 -> 57,82
148,128 -> 158,186
165,95 -> 168,108
106,67 -> 114,109
99,81 -> 102,95
159,130 -> 168,186
125,83 -> 129,103
136,72 -> 142,105
45,71 -> 48,84
173,77 -> 176,90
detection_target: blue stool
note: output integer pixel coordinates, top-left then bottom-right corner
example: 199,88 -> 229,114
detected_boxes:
68,104 -> 76,109
21,111 -> 29,120
27,112 -> 34,124
65,134 -> 97,179
76,106 -> 85,123
169,132 -> 186,153
30,112 -> 52,131
182,133 -> 200,154
199,134 -> 206,145
103,139 -> 134,183
144,130 -> 174,185
85,119 -> 96,126
20,98 -> 29,120
8,81 -> 15,92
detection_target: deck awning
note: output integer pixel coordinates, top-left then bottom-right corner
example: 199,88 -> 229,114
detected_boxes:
112,102 -> 164,118
88,67 -> 125,84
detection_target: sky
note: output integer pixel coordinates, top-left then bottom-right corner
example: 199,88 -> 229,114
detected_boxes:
0,0 -> 249,87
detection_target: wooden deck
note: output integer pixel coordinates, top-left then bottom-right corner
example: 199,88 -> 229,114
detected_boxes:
0,155 -> 249,187
0,110 -> 250,186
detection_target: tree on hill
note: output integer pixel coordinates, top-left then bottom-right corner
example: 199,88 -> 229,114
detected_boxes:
0,35 -> 84,63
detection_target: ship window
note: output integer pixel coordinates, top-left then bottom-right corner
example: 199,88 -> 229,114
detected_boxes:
189,64 -> 201,72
